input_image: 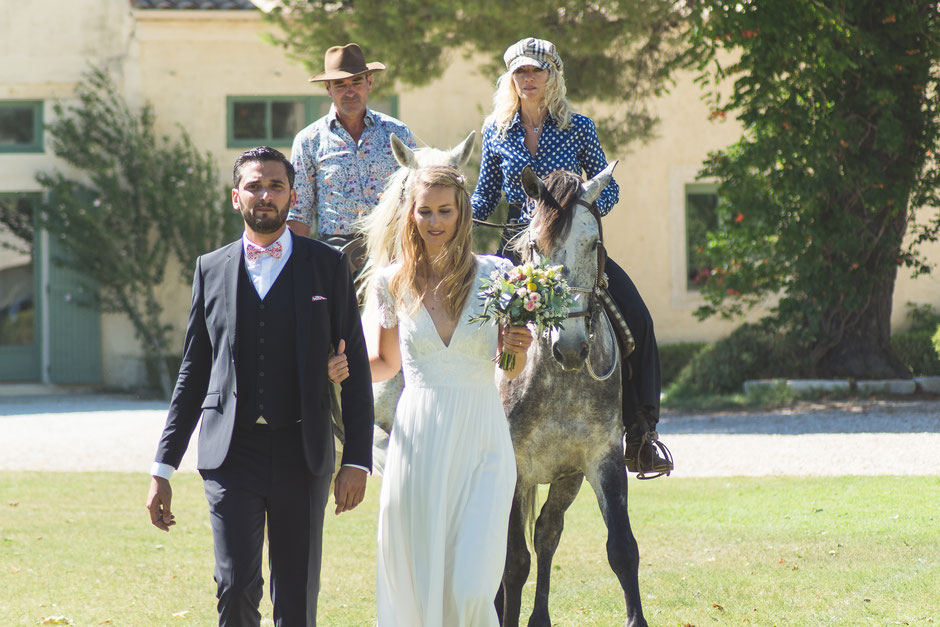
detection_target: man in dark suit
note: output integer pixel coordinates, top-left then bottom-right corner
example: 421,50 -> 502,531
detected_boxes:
145,146 -> 373,626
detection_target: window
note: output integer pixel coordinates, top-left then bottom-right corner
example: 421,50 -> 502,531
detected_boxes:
685,183 -> 720,290
226,95 -> 400,148
0,101 -> 43,153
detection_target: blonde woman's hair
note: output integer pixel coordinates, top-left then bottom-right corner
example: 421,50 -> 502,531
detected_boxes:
484,65 -> 573,140
389,166 -> 477,320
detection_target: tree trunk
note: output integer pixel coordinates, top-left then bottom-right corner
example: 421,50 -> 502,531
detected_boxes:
813,268 -> 911,379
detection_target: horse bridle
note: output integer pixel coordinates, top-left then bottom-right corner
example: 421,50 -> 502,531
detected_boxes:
525,198 -> 608,332
523,198 -> 618,381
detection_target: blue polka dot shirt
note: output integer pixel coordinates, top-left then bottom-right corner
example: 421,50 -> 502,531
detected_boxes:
470,111 -> 619,221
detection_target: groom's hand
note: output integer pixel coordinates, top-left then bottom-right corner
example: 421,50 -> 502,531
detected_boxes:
147,476 -> 176,531
333,466 -> 367,515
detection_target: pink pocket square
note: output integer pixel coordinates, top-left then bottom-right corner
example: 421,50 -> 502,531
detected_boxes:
311,295 -> 327,302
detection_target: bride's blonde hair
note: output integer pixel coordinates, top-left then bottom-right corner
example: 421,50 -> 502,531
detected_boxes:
390,166 -> 477,320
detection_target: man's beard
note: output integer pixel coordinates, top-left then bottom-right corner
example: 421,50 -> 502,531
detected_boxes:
242,201 -> 288,234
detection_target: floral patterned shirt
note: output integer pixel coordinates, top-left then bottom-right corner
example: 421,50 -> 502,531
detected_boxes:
289,106 -> 416,236
470,111 -> 619,221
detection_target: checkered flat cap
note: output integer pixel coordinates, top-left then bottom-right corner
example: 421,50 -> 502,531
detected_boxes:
503,37 -> 563,73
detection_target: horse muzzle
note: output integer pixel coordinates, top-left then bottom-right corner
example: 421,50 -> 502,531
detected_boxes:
551,336 -> 589,371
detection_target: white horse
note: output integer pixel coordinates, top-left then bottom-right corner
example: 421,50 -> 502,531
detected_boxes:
497,164 -> 648,627
331,131 -> 476,473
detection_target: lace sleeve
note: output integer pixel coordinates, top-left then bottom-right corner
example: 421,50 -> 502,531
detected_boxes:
373,269 -> 398,329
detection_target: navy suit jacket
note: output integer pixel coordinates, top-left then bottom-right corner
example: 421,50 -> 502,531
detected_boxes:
155,232 -> 374,476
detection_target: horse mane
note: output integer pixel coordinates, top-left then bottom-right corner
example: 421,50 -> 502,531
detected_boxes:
529,170 -> 602,255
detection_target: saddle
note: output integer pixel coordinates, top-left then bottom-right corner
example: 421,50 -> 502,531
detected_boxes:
596,277 -> 635,369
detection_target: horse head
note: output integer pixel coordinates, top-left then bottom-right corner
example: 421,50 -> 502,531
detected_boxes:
520,161 -> 618,371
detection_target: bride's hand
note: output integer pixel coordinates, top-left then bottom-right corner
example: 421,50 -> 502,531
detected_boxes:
503,325 -> 533,352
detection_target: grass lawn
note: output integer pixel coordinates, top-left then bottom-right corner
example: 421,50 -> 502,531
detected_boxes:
1,472 -> 937,626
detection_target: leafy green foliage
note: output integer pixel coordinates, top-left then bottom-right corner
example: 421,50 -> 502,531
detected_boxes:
36,68 -> 239,397
262,0 -> 696,150
0,195 -> 35,254
892,329 -> 940,376
891,303 -> 940,376
666,323 -> 811,396
934,325 -> 940,363
683,1 -> 940,377
658,341 -> 706,387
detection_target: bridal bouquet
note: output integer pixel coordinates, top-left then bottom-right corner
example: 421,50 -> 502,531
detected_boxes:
469,260 -> 574,370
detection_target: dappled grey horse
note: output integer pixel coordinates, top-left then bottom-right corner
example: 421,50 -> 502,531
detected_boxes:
497,164 -> 647,627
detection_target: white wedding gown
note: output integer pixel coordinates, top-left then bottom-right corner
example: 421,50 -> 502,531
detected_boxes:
374,255 -> 516,627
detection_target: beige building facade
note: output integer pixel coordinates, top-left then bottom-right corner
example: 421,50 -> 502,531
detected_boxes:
2,0 -> 938,388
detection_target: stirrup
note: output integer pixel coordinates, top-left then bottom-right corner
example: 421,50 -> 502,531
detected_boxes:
625,430 -> 674,480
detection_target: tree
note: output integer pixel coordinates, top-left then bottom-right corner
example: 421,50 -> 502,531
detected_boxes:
684,0 -> 940,378
262,0 -> 695,151
37,68 -> 240,397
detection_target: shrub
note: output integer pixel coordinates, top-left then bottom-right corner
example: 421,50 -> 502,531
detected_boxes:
666,323 -> 810,397
891,329 -> 940,376
934,325 -> 940,364
890,303 -> 940,376
659,342 -> 707,387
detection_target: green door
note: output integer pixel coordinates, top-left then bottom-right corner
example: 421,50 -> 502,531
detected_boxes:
0,193 -> 41,381
0,192 -> 102,384
44,230 -> 102,385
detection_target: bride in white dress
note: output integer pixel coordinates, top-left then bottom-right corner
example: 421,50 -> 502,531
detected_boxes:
366,166 -> 533,626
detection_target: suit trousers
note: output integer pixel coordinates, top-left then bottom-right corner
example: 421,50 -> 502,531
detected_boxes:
201,422 -> 332,627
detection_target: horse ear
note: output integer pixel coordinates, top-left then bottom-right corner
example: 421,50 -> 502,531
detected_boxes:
521,165 -> 547,201
448,130 -> 475,167
581,160 -> 618,204
390,133 -> 417,168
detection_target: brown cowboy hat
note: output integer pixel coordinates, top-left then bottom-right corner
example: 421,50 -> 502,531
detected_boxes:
308,43 -> 386,82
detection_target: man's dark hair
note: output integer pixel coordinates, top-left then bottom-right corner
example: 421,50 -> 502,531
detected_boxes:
233,146 -> 295,189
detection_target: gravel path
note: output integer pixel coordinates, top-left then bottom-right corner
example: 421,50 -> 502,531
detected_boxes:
1,395 -> 938,476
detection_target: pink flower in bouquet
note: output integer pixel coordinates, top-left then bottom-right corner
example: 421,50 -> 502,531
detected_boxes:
524,300 -> 537,311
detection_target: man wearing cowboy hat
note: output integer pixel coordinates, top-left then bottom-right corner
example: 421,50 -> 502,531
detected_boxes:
287,43 -> 416,241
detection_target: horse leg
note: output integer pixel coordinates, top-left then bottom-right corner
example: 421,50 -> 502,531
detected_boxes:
499,485 -> 532,627
585,455 -> 648,627
527,474 -> 584,627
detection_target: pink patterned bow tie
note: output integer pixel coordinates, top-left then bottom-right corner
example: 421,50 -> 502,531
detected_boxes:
246,241 -> 283,262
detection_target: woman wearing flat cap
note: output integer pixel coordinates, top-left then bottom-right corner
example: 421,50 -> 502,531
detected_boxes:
471,37 -> 673,478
